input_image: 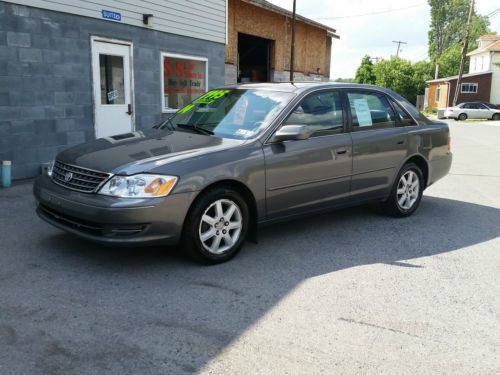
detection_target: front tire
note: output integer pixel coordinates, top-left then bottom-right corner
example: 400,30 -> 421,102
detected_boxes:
182,186 -> 249,264
492,113 -> 500,121
381,163 -> 424,218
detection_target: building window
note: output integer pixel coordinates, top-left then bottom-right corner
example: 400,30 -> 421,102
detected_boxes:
161,52 -> 208,112
435,86 -> 441,102
461,83 -> 478,94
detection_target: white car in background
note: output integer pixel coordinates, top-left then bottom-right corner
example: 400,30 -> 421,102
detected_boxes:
444,102 -> 500,121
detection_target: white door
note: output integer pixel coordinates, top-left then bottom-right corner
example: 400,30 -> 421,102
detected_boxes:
92,40 -> 133,138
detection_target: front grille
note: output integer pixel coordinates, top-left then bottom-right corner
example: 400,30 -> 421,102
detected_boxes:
52,161 -> 110,193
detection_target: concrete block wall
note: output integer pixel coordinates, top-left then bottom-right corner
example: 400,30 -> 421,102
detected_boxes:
0,2 -> 225,178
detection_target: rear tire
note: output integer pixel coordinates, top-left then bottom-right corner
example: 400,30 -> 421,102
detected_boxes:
458,113 -> 467,121
381,163 -> 424,218
182,186 -> 249,264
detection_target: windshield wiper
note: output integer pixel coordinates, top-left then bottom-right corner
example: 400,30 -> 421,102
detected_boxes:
176,123 -> 214,135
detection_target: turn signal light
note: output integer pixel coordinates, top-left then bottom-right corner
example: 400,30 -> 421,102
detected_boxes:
144,177 -> 177,196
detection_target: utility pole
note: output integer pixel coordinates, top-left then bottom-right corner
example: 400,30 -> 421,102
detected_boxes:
289,0 -> 296,82
392,40 -> 407,57
453,0 -> 474,106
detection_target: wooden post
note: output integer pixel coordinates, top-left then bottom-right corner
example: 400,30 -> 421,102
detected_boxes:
452,0 -> 474,106
289,0 -> 296,82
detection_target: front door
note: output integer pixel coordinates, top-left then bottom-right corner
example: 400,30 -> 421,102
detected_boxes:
263,90 -> 352,219
92,39 -> 133,138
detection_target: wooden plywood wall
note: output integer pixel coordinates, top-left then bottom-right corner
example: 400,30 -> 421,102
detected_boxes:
226,0 -> 331,76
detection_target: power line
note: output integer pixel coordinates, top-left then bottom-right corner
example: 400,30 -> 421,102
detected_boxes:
486,7 -> 499,17
314,4 -> 425,20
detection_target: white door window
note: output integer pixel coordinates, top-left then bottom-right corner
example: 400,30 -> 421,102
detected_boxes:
92,40 -> 133,138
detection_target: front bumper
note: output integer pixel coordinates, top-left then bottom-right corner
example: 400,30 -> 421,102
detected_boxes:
33,174 -> 197,246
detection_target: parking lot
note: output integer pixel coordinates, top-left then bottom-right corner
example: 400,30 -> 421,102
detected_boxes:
0,121 -> 499,374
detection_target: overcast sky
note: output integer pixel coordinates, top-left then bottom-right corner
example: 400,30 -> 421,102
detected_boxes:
267,0 -> 500,78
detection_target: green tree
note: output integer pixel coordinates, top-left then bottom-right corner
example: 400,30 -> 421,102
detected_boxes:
437,44 -> 462,77
354,55 -> 376,84
373,57 -> 418,104
428,0 -> 491,76
412,60 -> 435,97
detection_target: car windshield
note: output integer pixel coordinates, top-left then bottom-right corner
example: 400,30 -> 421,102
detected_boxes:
483,103 -> 495,109
158,89 -> 294,139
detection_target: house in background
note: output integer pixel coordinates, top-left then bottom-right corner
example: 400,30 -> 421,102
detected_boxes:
425,34 -> 500,110
225,0 -> 339,84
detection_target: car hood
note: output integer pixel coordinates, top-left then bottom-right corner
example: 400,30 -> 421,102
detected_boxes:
57,128 -> 246,174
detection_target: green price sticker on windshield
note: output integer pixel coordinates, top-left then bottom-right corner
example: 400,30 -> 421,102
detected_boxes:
177,90 -> 230,115
177,104 -> 195,114
194,90 -> 230,105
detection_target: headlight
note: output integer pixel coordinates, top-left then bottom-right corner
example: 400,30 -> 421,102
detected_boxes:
98,174 -> 178,198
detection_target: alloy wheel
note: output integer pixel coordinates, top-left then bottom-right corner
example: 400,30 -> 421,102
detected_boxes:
396,170 -> 420,210
198,199 -> 243,254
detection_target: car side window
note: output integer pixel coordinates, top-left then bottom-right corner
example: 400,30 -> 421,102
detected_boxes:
346,91 -> 397,131
283,90 -> 344,137
391,100 -> 416,126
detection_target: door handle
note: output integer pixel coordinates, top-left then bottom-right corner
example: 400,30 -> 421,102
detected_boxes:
397,139 -> 405,145
335,148 -> 348,155
126,104 -> 133,115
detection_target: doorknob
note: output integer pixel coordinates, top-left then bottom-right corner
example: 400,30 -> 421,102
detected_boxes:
126,104 -> 133,115
335,148 -> 348,155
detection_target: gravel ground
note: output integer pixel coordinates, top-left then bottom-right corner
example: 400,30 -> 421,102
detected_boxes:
0,121 -> 499,374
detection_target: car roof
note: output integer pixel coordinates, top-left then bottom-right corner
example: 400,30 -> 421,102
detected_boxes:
218,81 -> 432,126
219,82 -> 396,95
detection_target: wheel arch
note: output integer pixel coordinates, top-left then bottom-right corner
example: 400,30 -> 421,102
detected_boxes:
402,154 -> 429,187
186,179 -> 259,243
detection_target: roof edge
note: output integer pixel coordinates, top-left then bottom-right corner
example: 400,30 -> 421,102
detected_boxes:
426,71 -> 492,83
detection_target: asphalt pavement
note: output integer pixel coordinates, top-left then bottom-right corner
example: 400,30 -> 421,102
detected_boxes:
0,121 -> 499,374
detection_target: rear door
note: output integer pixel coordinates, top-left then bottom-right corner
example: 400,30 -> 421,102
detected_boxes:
263,89 -> 352,218
464,103 -> 481,119
345,89 -> 408,200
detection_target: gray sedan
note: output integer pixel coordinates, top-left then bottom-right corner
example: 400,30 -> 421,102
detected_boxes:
34,83 -> 452,263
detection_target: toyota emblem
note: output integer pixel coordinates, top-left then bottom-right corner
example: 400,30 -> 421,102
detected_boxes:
64,172 -> 73,182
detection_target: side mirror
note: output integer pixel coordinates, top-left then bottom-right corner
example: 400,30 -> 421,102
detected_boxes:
271,125 -> 310,142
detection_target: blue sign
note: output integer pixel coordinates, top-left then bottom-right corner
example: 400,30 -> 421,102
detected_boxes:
101,9 -> 121,21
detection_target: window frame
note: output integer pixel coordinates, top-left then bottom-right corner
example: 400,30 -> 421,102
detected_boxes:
344,89 -> 398,132
460,82 -> 478,94
389,99 -> 417,127
278,88 -> 348,139
160,51 -> 209,113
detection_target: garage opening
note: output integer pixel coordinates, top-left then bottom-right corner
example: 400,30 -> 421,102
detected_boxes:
238,33 -> 272,83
